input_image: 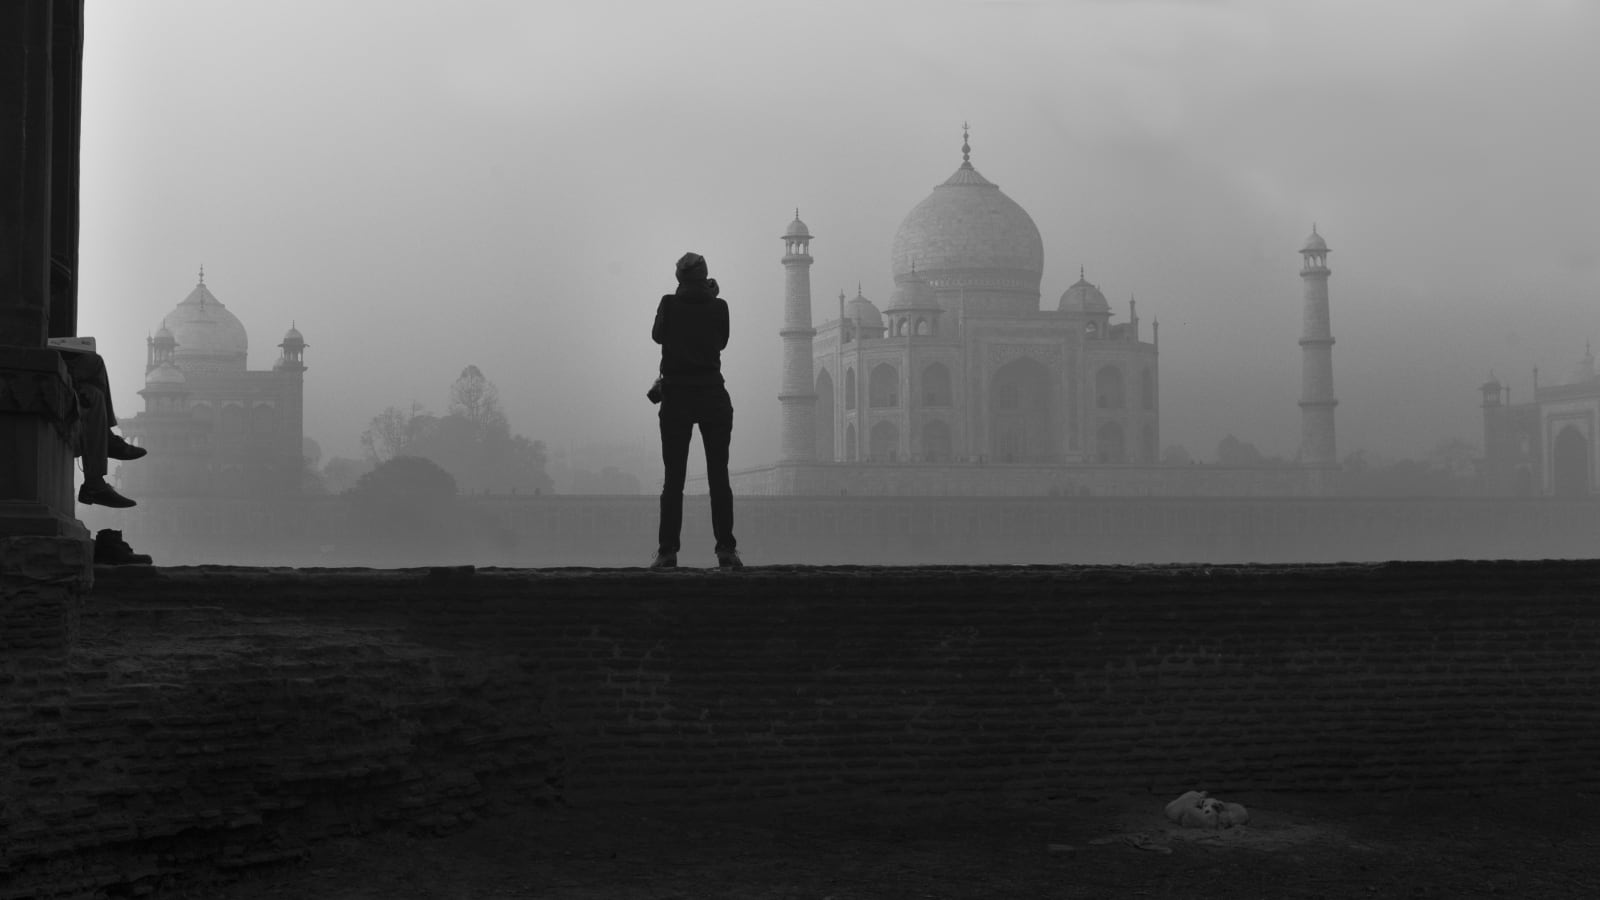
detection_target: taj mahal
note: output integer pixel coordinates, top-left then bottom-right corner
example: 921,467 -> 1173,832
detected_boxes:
724,128 -> 1340,497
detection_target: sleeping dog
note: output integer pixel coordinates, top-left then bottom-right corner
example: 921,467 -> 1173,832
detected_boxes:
1164,790 -> 1249,829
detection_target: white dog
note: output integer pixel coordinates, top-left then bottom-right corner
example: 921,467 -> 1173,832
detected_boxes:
1164,790 -> 1249,829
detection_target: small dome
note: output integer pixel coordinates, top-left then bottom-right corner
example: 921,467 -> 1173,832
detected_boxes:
145,361 -> 187,387
1301,227 -> 1328,253
154,323 -> 175,341
783,212 -> 811,239
1058,271 -> 1110,313
845,290 -> 884,328
283,323 -> 304,343
887,268 -> 936,310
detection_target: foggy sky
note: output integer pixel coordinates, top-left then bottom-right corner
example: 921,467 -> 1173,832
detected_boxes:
78,0 -> 1600,475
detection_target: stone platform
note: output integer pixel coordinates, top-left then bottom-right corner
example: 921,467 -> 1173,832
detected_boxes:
3,561 -> 1599,897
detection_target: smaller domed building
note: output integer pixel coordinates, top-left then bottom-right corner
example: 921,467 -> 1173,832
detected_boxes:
118,270 -> 307,498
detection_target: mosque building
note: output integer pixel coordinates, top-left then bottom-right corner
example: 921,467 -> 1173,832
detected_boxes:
116,269 -> 307,498
1480,345 -> 1600,497
729,128 -> 1338,497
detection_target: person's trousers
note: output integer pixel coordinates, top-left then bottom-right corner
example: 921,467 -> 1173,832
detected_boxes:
63,351 -> 114,481
658,384 -> 736,554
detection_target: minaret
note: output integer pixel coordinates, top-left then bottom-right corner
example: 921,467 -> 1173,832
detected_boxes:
275,323 -> 308,491
779,211 -> 817,462
1297,225 -> 1338,465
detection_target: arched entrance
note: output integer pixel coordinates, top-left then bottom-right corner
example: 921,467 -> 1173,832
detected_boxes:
815,370 -> 835,461
1095,365 -> 1124,409
988,357 -> 1054,463
1096,421 -> 1126,464
922,420 -> 952,462
1552,425 -> 1590,496
870,421 -> 900,462
922,363 -> 952,407
869,363 -> 899,408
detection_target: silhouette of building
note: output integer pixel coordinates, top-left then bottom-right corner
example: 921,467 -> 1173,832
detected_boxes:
1480,346 -> 1600,497
117,269 -> 307,498
733,128 -> 1337,497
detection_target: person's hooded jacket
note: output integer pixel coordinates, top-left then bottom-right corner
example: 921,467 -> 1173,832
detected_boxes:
652,252 -> 729,385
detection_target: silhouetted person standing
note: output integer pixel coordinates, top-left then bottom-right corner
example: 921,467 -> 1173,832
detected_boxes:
651,252 -> 740,569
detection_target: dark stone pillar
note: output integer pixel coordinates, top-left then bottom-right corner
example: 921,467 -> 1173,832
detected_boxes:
2,0 -> 92,642
1,0 -> 88,542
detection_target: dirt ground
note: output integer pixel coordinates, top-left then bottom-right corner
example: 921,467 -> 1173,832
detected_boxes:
202,791 -> 1600,900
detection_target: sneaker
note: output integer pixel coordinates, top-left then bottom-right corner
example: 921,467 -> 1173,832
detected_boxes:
78,480 -> 136,508
649,551 -> 677,569
94,529 -> 153,565
108,433 -> 147,461
716,548 -> 744,569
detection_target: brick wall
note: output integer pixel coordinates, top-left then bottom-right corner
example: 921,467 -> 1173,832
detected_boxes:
5,561 -> 1600,896
85,494 -> 1600,567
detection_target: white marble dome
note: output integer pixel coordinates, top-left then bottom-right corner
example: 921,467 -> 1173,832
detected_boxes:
889,139 -> 1043,302
163,276 -> 248,372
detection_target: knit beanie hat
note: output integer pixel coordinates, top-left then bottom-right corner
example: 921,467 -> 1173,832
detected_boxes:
675,252 -> 708,283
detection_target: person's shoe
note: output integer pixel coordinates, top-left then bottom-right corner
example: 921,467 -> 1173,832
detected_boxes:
78,480 -> 136,508
107,433 -> 147,461
716,548 -> 744,569
649,551 -> 677,569
94,529 -> 153,565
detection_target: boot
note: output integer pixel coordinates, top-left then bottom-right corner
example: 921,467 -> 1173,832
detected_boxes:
94,529 -> 153,565
108,433 -> 147,461
79,479 -> 136,508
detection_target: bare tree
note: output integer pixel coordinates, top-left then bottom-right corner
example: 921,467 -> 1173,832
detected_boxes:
448,365 -> 507,434
359,401 -> 432,462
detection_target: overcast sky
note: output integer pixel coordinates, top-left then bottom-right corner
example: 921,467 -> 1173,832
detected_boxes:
78,0 -> 1600,472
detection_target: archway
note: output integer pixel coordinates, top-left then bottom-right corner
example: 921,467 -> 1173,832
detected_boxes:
1552,425 -> 1590,496
1096,365 -> 1125,409
988,357 -> 1054,463
870,363 -> 899,408
815,370 -> 835,461
1096,421 -> 1126,464
922,363 -> 952,407
922,420 -> 952,462
845,423 -> 857,461
844,367 -> 856,410
870,420 -> 900,462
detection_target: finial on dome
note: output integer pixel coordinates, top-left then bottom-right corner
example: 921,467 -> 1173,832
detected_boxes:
198,264 -> 205,284
961,122 -> 971,168
1080,265 -> 1085,280
795,207 -> 800,220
